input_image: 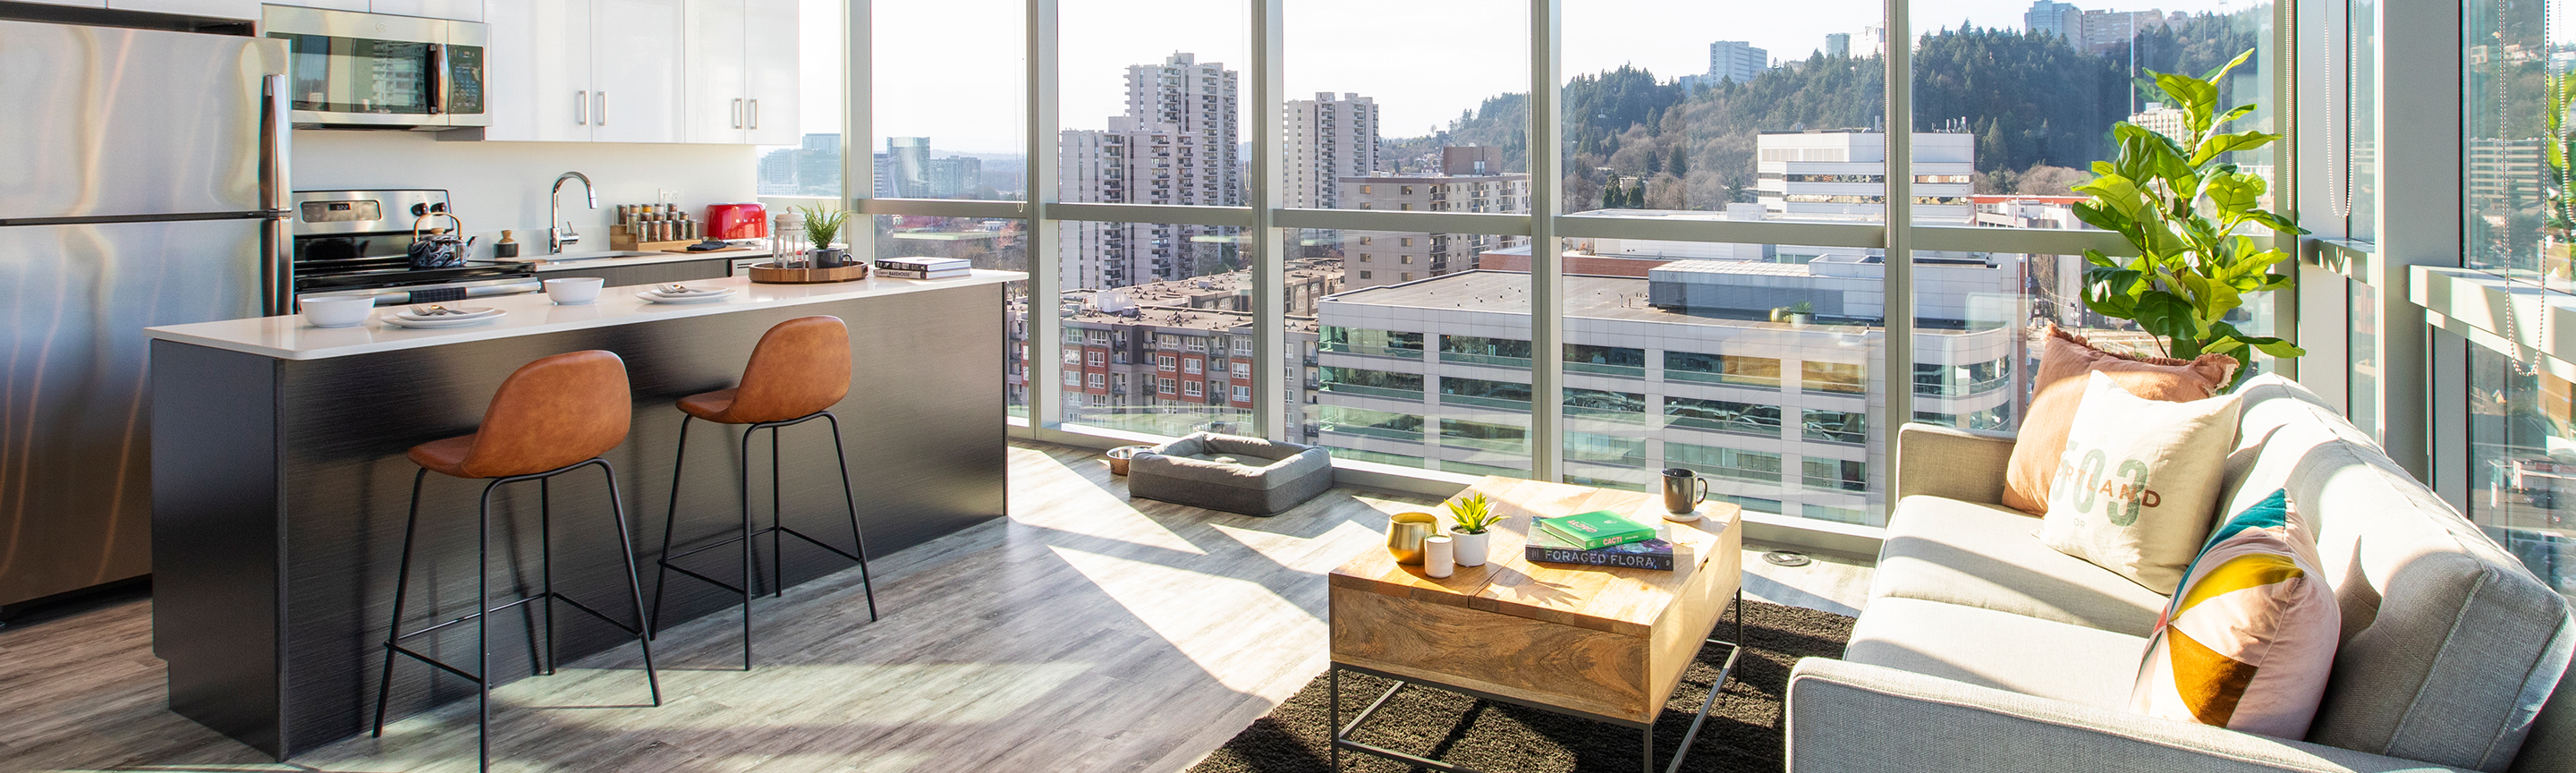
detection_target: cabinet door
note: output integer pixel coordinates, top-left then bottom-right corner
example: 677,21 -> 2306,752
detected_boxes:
681,0 -> 747,144
371,0 -> 484,20
108,0 -> 260,16
481,0 -> 591,141
741,0 -> 800,146
590,0 -> 685,143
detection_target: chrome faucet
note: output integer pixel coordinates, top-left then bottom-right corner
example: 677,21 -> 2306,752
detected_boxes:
549,171 -> 596,253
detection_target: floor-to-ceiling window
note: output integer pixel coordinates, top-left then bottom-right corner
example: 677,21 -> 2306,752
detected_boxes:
860,0 -> 2305,531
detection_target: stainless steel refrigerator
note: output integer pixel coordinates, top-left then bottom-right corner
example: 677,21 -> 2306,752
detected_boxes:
0,20 -> 290,610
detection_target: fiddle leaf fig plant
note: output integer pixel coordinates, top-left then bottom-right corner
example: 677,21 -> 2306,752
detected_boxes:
2073,48 -> 2307,389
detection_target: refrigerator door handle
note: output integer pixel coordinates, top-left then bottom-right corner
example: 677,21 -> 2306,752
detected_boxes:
263,73 -> 294,316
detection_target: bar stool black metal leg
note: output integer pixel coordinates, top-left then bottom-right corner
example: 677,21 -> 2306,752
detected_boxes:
595,460 -> 663,705
770,427 -> 784,599
738,424 -> 758,671
372,469 -> 429,738
539,478 -> 555,676
476,480 -> 501,773
648,416 -> 693,640
821,412 -> 876,620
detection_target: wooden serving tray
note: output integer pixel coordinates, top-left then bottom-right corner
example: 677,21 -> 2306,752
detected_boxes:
746,261 -> 869,284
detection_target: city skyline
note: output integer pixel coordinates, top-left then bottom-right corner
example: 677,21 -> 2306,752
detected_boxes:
869,0 -> 2257,154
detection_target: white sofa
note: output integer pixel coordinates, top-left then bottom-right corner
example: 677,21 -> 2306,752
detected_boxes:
1786,375 -> 2575,772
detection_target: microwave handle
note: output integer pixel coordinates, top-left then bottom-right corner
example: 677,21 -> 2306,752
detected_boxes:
427,44 -> 445,115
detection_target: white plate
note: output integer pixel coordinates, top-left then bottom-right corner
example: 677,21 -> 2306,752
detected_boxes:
381,310 -> 508,328
636,290 -> 735,304
644,285 -> 730,296
396,304 -> 501,321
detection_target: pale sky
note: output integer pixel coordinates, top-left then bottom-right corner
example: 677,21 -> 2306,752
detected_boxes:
851,0 -> 2261,156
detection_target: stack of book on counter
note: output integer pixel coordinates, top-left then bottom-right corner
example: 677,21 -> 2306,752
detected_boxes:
875,257 -> 972,280
1526,509 -> 1677,571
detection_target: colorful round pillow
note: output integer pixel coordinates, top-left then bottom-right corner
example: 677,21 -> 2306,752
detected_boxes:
2131,488 -> 2341,738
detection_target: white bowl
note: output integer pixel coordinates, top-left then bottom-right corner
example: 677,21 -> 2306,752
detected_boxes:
544,276 -> 606,304
300,296 -> 377,327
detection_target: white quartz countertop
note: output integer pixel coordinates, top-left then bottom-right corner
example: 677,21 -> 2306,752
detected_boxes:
148,271 -> 1026,361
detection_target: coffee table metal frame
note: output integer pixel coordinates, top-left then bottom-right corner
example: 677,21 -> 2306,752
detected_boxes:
1327,589 -> 1744,773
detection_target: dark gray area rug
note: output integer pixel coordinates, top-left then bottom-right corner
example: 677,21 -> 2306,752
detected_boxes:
1190,600 -> 1856,773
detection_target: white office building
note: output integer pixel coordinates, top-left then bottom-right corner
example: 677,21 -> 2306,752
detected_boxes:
1708,40 -> 1768,84
1284,92 -> 1379,210
1756,130 -> 1975,224
1309,255 -> 2023,526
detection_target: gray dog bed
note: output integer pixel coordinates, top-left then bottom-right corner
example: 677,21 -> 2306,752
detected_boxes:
1127,432 -> 1333,516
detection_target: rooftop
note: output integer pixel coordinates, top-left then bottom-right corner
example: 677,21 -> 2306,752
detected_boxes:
1322,269 -> 1852,329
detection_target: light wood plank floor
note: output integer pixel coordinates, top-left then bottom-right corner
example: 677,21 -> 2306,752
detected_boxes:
0,441 -> 1870,773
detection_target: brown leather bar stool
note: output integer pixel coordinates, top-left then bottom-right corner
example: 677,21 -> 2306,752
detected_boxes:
648,315 -> 877,670
369,350 -> 661,773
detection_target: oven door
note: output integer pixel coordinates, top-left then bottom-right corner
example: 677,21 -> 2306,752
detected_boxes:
265,7 -> 487,130
301,276 -> 543,307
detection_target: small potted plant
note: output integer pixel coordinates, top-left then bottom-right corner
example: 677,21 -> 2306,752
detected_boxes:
798,205 -> 850,268
1783,301 -> 1815,327
1445,491 -> 1504,567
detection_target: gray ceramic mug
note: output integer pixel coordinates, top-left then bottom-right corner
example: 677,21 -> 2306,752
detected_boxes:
1662,467 -> 1710,514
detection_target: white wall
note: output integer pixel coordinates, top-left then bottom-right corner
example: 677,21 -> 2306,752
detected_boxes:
290,131 -> 758,255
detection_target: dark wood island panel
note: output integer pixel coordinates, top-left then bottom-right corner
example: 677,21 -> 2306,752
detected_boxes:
151,282 -> 1007,759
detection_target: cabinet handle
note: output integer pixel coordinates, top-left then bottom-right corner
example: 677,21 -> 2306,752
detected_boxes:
749,99 -> 758,130
596,91 -> 607,126
733,98 -> 743,129
576,90 -> 588,124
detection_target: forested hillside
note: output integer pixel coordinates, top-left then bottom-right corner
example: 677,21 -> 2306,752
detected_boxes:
1377,11 -> 2267,211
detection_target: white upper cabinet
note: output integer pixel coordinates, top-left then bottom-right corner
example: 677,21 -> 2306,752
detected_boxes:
258,0 -> 369,11
481,0 -> 591,142
478,0 -> 784,144
741,0 -> 799,146
369,0 -> 483,21
590,0 -> 685,143
106,0 -> 263,18
682,0 -> 798,145
681,0 -> 749,143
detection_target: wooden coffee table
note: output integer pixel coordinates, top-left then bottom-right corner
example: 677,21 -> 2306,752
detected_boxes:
1326,477 -> 1744,773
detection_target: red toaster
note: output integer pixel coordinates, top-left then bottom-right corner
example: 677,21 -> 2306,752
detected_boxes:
707,202 -> 767,240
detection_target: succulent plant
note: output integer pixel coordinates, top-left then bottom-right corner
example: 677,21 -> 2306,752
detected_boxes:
1445,492 -> 1504,534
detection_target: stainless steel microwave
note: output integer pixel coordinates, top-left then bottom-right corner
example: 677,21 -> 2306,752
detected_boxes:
263,6 -> 487,131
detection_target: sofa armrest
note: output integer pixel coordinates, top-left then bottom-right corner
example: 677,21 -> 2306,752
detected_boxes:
1786,658 -> 2472,773
1894,423 -> 2017,505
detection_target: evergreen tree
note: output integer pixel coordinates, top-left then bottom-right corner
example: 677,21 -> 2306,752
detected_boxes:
1668,146 -> 1689,179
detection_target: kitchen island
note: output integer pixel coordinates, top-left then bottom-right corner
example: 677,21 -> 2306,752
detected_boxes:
147,271 -> 1021,759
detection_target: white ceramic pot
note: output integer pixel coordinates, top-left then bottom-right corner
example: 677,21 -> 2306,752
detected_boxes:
1453,531 -> 1490,567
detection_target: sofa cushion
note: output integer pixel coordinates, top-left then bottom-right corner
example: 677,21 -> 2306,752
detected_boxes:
1877,495 -> 2170,636
2039,372 -> 2244,595
1847,597 -> 2149,709
2001,325 -> 2236,514
2134,489 -> 2342,739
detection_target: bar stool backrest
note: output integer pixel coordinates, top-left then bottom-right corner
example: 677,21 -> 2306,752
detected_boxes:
728,316 -> 851,424
458,350 -> 632,478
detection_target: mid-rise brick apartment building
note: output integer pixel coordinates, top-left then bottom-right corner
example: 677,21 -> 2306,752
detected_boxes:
1337,147 -> 1530,290
1004,259 -> 1341,438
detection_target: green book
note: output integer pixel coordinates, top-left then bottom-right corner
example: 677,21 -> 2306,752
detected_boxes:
1537,508 -> 1658,549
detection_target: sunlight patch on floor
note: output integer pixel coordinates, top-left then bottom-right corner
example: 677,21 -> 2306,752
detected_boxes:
1047,544 -> 1319,692
1207,519 -> 1379,574
513,662 -> 1096,728
1010,458 -> 1206,556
